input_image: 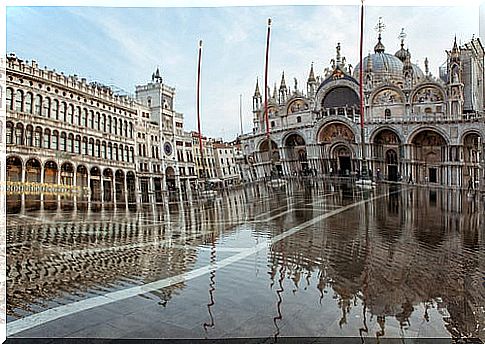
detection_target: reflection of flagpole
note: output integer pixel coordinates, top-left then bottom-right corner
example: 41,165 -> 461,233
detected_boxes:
359,0 -> 368,177
197,40 -> 206,181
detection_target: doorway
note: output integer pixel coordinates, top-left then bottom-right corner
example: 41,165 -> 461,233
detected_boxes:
429,168 -> 437,183
338,156 -> 351,175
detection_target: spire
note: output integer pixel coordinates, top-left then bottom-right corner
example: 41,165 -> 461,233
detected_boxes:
280,71 -> 287,89
308,62 -> 316,82
450,35 -> 460,63
395,28 -> 410,62
374,17 -> 386,53
273,83 -> 277,99
403,49 -> 413,72
153,66 -> 162,83
336,42 -> 341,66
424,57 -> 429,76
254,78 -> 261,97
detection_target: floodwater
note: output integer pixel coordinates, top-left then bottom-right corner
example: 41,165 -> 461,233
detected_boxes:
6,181 -> 485,341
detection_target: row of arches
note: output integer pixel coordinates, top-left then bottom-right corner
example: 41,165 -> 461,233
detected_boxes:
6,87 -> 134,138
6,156 -> 137,203
6,121 -> 135,163
252,123 -> 482,185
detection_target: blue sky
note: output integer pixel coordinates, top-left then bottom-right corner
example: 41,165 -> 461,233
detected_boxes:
6,4 -> 480,140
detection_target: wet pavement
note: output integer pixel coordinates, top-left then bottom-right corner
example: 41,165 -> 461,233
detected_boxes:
5,181 -> 485,341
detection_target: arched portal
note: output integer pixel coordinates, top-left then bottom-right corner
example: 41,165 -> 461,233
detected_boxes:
25,159 -> 42,210
411,130 -> 447,184
61,162 -> 74,186
321,86 -> 359,118
331,144 -> 353,176
90,166 -> 101,202
44,161 -> 58,184
259,139 -> 281,177
103,168 -> 113,202
126,171 -> 136,203
284,133 -> 308,176
373,129 -> 401,181
115,170 -> 125,203
6,156 -> 23,213
165,166 -> 176,192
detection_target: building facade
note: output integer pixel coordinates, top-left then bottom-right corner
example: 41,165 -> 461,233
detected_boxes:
241,26 -> 485,189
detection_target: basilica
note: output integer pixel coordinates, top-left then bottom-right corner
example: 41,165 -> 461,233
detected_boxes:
240,23 -> 485,189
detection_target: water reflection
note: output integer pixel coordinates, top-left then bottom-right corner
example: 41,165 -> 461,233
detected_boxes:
6,181 -> 485,340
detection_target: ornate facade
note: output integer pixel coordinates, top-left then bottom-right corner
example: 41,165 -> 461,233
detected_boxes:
241,25 -> 485,188
5,55 -> 196,211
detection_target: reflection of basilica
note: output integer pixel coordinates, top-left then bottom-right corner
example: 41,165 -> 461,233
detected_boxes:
266,185 -> 484,339
241,21 -> 484,188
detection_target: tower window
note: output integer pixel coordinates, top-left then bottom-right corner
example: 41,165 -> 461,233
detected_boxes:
296,116 -> 302,123
385,109 -> 391,119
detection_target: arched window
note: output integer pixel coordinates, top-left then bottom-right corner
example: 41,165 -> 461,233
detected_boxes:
25,92 -> 33,114
60,132 -> 67,151
75,135 -> 81,154
102,141 -> 107,159
385,108 -> 391,119
113,117 -> 118,135
138,144 -> 142,156
34,127 -> 42,147
95,112 -> 100,130
82,108 -> 88,127
6,122 -> 13,144
130,147 -> 134,162
25,125 -> 34,146
124,120 -> 128,137
108,116 -> 112,133
129,122 -> 133,138
15,123 -> 24,145
15,90 -> 23,112
52,130 -> 59,150
89,110 -> 94,129
101,114 -> 106,132
89,138 -> 94,156
67,104 -> 74,123
297,116 -> 301,123
82,137 -> 88,155
425,107 -> 432,114
96,140 -> 101,157
35,95 -> 42,116
119,120 -> 123,137
43,128 -> 51,149
119,144 -> 124,161
124,146 -> 129,161
60,101 -> 66,121
43,97 -> 51,118
68,133 -> 74,152
108,143 -> 112,160
6,88 -> 13,111
52,99 -> 59,120
114,144 -> 118,160
74,106 -> 81,126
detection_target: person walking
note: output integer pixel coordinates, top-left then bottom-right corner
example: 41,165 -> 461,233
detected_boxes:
467,177 -> 474,192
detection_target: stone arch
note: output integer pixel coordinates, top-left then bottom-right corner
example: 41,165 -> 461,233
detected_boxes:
25,158 -> 42,183
115,170 -> 125,203
370,85 -> 405,105
372,128 -> 402,145
103,168 -> 114,202
76,165 -> 89,191
329,142 -> 355,176
89,166 -> 102,201
60,162 -> 74,186
286,98 -> 309,115
317,121 -> 356,144
408,127 -> 449,146
283,132 -> 308,175
462,131 -> 481,185
126,171 -> 136,203
410,129 -> 448,184
44,160 -> 58,184
321,86 -> 359,117
165,166 -> 176,191
6,156 -> 23,182
411,84 -> 445,103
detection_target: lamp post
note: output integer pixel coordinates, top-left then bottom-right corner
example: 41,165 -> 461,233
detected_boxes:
358,0 -> 369,180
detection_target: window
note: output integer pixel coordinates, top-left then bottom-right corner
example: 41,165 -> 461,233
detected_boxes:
43,129 -> 51,149
271,121 -> 275,128
60,102 -> 66,121
35,95 -> 42,116
129,123 -> 133,138
25,93 -> 33,114
67,104 -> 74,123
113,118 -> 118,135
6,88 -> 13,110
114,144 -> 118,160
25,125 -> 33,146
96,140 -> 101,157
75,106 -> 81,125
83,138 -> 88,155
108,143 -> 112,160
108,116 -> 112,133
60,132 -> 66,151
67,134 -> 74,152
52,131 -> 59,150
89,111 -> 94,128
34,128 -> 42,147
6,122 -> 13,144
15,90 -> 23,112
52,100 -> 59,119
124,146 -> 129,161
89,139 -> 94,156
15,124 -> 23,145
43,97 -> 51,118
385,108 -> 391,119
297,116 -> 301,123
119,145 -> 123,161
82,109 -> 88,127
102,142 -> 107,159
130,147 -> 134,162
101,114 -> 106,132
95,112 -> 100,130
124,121 -> 128,137
75,136 -> 81,154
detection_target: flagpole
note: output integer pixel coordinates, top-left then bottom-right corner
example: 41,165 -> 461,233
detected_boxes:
197,40 -> 206,181
239,94 -> 243,136
264,18 -> 271,139
359,0 -> 368,179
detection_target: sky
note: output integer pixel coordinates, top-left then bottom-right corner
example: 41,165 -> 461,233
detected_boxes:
5,1 -> 482,141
